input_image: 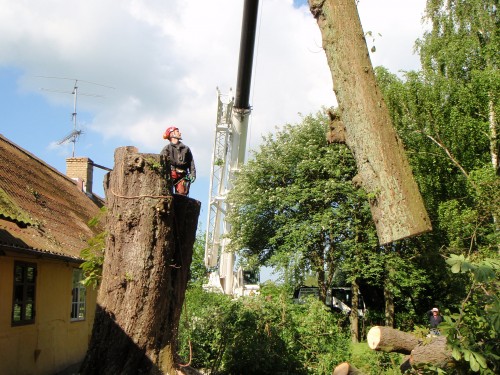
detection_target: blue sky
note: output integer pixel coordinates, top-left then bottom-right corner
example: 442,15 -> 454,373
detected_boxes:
0,0 -> 427,241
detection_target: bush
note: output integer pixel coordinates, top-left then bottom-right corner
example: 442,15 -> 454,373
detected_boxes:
178,283 -> 351,374
350,342 -> 404,375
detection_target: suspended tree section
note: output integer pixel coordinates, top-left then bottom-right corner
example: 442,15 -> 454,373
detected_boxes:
309,0 -> 432,244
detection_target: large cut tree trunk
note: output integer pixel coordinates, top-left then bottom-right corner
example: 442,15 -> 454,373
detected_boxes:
367,326 -> 420,354
80,147 -> 201,374
366,327 -> 454,370
309,0 -> 432,244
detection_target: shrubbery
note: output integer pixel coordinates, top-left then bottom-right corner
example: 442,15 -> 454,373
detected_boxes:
178,283 -> 351,374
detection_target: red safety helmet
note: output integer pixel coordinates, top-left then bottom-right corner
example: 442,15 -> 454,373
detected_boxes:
163,126 -> 179,140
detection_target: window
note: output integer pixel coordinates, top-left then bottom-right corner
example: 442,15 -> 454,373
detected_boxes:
12,262 -> 37,325
71,268 -> 86,321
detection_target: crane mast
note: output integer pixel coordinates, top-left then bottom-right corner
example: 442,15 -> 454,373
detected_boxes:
204,0 -> 260,296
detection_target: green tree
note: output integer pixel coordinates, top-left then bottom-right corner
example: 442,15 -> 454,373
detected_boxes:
418,0 -> 499,176
189,232 -> 209,287
379,0 -> 499,260
226,112 -> 376,302
418,0 -> 499,258
80,206 -> 107,288
178,283 -> 352,375
375,62 -> 499,313
225,111 -> 434,337
373,0 -> 499,371
441,255 -> 500,373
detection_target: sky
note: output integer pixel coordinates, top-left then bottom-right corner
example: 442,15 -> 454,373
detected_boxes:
0,0 -> 428,238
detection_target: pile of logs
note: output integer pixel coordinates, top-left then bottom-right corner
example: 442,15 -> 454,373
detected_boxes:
332,326 -> 454,374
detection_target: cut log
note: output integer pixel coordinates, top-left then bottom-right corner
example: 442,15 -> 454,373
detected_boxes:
410,336 -> 453,369
309,0 -> 432,244
80,147 -> 201,374
332,362 -> 363,375
367,326 -> 420,354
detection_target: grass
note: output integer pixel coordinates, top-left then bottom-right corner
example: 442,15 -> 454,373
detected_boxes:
349,341 -> 406,375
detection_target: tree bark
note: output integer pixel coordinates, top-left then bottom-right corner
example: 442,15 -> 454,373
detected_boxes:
384,278 -> 394,327
350,280 -> 359,343
309,0 -> 432,245
332,362 -> 364,375
80,147 -> 201,374
489,96 -> 498,175
410,336 -> 454,369
367,326 -> 420,354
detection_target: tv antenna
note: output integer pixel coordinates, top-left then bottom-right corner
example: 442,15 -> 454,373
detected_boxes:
38,76 -> 114,157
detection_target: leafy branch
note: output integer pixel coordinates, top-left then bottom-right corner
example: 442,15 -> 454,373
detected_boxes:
80,207 -> 107,288
440,254 -> 499,373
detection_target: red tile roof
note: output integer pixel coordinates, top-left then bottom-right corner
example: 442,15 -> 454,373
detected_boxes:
0,134 -> 104,261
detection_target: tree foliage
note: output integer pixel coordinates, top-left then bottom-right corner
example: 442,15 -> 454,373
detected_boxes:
441,255 -> 500,373
80,206 -> 107,288
189,232 -> 209,287
373,0 -> 499,372
178,283 -> 352,375
226,112 -> 377,299
224,111 -> 438,331
185,1 -> 499,373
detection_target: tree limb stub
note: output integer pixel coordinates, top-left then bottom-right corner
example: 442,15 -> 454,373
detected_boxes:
309,0 -> 432,244
333,362 -> 364,375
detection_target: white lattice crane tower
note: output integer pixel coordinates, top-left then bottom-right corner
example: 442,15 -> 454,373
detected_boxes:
204,0 -> 259,296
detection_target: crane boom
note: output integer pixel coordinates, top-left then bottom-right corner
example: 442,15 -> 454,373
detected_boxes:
204,0 -> 260,296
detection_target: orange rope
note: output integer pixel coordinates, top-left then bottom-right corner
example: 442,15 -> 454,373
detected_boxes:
178,340 -> 193,368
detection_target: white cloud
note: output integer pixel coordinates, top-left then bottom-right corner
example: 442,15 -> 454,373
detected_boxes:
0,0 -> 426,179
357,0 -> 427,73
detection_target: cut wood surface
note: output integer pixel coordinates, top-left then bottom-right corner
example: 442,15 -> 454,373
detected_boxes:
309,0 -> 432,244
410,336 -> 454,369
332,362 -> 363,375
367,326 -> 420,354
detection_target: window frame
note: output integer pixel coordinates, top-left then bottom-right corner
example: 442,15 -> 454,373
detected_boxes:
70,268 -> 86,321
11,261 -> 37,326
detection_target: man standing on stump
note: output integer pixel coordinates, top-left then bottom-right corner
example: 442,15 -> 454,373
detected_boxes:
161,126 -> 196,196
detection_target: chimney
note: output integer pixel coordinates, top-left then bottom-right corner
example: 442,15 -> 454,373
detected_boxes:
66,157 -> 93,195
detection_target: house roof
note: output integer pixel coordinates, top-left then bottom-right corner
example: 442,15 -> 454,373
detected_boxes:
0,134 -> 104,261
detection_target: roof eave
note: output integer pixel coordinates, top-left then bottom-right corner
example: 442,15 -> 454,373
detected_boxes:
0,244 -> 84,264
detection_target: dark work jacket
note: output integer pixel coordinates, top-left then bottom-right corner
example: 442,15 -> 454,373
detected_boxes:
161,141 -> 196,178
427,311 -> 443,328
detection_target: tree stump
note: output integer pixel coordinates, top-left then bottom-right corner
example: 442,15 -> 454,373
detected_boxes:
410,336 -> 454,369
367,326 -> 420,354
80,146 -> 201,374
309,0 -> 432,244
332,362 -> 363,375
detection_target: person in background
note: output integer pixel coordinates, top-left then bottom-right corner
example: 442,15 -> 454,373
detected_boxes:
161,126 -> 196,196
427,307 -> 443,336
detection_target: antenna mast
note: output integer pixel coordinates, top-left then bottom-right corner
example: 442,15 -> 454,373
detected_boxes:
55,80 -> 83,157
71,80 -> 78,157
39,76 -> 113,157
